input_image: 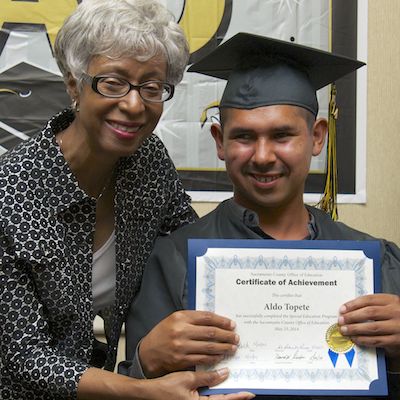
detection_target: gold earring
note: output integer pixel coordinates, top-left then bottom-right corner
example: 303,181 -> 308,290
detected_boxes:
72,99 -> 80,113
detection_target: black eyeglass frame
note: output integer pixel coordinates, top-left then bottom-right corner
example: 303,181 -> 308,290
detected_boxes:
82,73 -> 175,103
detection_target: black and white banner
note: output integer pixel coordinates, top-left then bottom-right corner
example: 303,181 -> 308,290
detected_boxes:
0,0 -> 367,202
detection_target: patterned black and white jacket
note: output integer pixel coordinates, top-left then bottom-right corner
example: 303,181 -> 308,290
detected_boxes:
0,109 -> 197,399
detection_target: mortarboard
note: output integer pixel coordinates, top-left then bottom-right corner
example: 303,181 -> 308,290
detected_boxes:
188,32 -> 366,219
188,32 -> 365,116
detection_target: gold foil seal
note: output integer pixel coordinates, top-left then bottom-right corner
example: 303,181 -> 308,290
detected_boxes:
325,323 -> 354,353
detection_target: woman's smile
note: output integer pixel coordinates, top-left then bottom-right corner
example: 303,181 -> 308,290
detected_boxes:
106,120 -> 143,139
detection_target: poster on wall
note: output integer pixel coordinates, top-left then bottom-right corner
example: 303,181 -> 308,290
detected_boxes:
0,0 -> 367,203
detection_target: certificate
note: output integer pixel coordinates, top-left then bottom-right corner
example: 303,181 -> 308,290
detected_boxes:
188,239 -> 387,397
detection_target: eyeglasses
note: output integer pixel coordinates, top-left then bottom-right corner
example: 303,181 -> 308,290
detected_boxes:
82,73 -> 175,103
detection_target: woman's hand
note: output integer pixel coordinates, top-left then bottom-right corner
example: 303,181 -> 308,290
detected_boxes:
78,367 -> 254,400
139,310 -> 239,377
138,368 -> 255,400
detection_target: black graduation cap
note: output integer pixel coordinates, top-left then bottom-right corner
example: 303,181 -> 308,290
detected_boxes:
188,32 -> 366,220
188,32 -> 365,116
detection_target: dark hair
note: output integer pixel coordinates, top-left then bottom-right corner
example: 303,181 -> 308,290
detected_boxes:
219,105 -> 315,133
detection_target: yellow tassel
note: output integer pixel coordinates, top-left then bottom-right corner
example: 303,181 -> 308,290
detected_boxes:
316,84 -> 339,220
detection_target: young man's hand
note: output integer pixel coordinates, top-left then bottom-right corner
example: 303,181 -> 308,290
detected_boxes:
338,293 -> 400,370
139,310 -> 239,377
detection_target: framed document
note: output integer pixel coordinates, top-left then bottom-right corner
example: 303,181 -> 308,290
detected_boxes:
188,239 -> 387,397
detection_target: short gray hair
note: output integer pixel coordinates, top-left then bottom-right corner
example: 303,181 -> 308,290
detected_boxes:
54,0 -> 189,88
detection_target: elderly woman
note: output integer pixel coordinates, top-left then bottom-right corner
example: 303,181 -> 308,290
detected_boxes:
0,1 -> 255,399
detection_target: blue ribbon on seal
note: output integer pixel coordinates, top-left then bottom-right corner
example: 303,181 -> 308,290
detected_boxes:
328,348 -> 355,367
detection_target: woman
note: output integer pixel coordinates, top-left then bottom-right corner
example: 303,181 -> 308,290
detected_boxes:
0,1 -> 254,399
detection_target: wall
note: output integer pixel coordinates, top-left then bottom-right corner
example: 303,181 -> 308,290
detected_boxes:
192,0 -> 400,246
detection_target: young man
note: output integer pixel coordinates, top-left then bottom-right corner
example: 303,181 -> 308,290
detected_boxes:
120,34 -> 400,399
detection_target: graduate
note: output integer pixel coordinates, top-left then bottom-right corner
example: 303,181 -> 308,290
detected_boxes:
120,33 -> 400,399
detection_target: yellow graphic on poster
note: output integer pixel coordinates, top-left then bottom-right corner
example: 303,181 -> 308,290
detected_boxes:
179,0 -> 227,54
0,0 -> 78,49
